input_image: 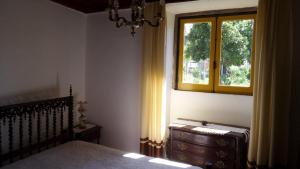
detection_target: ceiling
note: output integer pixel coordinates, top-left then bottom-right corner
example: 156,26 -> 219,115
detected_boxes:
50,0 -> 194,13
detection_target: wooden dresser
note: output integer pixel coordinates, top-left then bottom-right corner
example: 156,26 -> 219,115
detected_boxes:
166,120 -> 249,169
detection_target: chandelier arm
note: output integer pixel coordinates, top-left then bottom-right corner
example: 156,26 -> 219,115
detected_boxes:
109,11 -> 116,21
144,19 -> 160,27
116,17 -> 129,28
108,7 -> 120,22
131,9 -> 136,23
131,26 -> 136,36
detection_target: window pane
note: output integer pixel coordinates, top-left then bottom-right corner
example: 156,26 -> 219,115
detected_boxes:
182,22 -> 212,85
219,19 -> 254,87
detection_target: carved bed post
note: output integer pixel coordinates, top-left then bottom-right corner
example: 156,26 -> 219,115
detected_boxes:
8,116 -> 13,162
68,85 -> 74,141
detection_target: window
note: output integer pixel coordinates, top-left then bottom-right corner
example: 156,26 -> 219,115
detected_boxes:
177,13 -> 256,95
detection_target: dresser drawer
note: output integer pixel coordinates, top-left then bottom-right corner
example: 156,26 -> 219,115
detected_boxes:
172,140 -> 235,161
172,150 -> 234,169
168,122 -> 249,169
172,130 -> 236,149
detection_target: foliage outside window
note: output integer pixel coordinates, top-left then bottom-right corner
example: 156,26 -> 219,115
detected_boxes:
177,14 -> 256,95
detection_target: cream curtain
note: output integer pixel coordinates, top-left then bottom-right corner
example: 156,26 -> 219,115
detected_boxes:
140,2 -> 166,157
247,0 -> 294,168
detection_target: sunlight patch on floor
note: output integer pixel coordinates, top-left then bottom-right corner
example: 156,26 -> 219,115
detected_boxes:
149,158 -> 192,168
123,153 -> 145,159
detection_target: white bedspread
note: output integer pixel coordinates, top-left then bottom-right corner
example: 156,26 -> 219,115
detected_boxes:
2,141 -> 201,169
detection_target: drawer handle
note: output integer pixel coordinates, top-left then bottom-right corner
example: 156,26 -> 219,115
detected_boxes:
216,139 -> 228,147
216,151 -> 228,159
196,159 -> 204,165
177,132 -> 187,139
177,154 -> 187,161
214,161 -> 226,169
177,143 -> 188,151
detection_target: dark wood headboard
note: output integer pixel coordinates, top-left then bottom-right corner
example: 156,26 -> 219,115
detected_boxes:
0,87 -> 74,166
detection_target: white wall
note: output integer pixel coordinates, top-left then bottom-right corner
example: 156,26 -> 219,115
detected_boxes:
0,0 -> 86,108
166,0 -> 258,127
86,11 -> 142,152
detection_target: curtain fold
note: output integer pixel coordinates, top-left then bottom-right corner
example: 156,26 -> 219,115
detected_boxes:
140,2 -> 166,157
247,0 -> 294,168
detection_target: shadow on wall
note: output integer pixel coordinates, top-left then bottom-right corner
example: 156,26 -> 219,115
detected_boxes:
0,86 -> 60,107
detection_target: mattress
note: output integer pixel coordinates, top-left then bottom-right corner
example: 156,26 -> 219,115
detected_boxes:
2,141 -> 201,169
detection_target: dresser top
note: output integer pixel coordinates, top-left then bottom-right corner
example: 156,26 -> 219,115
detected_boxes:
169,119 -> 249,140
74,123 -> 98,133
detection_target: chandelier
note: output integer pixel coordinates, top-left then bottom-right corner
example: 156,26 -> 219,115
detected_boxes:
108,0 -> 164,36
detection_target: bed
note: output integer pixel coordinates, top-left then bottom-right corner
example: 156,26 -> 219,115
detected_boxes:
2,140 -> 201,169
0,87 -> 202,169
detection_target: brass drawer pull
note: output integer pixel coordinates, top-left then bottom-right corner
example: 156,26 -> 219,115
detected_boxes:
216,151 -> 228,159
177,143 -> 188,151
177,132 -> 187,139
177,154 -> 187,161
214,161 -> 226,169
196,159 -> 204,165
216,139 -> 228,147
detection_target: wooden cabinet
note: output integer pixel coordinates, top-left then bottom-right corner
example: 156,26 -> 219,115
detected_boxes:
74,123 -> 102,144
167,121 -> 249,169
